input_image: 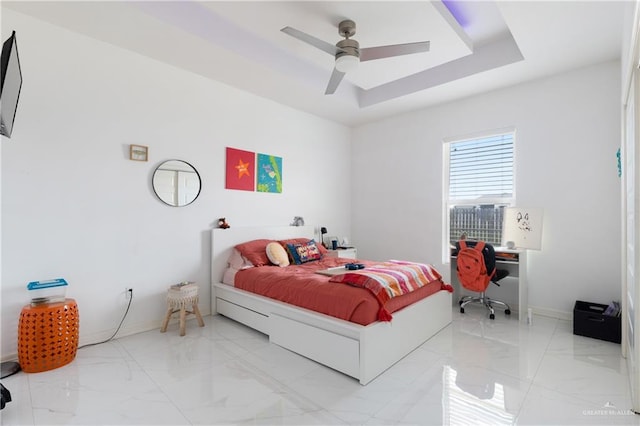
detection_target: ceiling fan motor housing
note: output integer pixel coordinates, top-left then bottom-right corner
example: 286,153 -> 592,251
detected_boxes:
336,19 -> 359,60
336,38 -> 359,59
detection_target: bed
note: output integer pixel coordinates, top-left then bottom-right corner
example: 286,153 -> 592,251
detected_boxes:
210,226 -> 452,385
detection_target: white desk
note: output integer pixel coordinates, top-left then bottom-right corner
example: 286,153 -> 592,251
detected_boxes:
450,249 -> 528,322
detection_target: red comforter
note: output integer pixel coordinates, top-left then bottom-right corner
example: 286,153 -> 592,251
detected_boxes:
233,257 -> 445,325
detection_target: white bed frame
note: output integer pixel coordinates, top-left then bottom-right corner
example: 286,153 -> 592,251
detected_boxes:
210,226 -> 452,385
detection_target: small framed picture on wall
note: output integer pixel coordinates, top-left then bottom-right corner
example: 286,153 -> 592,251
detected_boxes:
129,144 -> 148,161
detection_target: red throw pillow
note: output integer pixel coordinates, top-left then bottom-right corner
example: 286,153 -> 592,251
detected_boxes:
235,239 -> 274,266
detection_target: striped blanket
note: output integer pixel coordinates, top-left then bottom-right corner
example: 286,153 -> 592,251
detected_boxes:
329,260 -> 453,321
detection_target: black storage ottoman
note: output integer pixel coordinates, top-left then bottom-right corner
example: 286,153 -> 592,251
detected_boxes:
573,301 -> 621,344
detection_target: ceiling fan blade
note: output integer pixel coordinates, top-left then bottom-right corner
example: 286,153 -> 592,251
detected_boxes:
325,68 -> 346,95
281,26 -> 343,56
360,41 -> 430,62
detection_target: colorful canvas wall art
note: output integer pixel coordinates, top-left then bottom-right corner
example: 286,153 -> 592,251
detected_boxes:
256,153 -> 283,193
225,147 -> 255,191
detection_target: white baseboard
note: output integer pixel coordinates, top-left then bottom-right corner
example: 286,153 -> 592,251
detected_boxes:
77,321 -> 162,347
77,311 -> 212,346
1,313 -> 212,363
530,305 -> 572,321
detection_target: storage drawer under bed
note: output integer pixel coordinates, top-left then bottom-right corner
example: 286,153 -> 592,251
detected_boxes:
216,297 -> 269,335
270,312 -> 360,379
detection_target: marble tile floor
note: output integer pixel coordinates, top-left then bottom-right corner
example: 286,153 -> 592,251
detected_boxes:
1,306 -> 639,425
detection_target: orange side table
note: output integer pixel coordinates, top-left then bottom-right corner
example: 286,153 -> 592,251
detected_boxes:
18,298 -> 79,373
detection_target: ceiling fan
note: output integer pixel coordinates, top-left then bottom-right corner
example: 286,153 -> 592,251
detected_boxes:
281,19 -> 430,95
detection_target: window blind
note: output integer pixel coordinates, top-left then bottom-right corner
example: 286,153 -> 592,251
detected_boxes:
449,133 -> 514,201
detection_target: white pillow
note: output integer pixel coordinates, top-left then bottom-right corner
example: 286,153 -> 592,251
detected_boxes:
266,242 -> 290,267
222,267 -> 238,285
227,248 -> 254,270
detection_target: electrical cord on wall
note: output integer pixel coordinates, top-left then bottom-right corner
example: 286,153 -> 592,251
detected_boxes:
78,289 -> 133,350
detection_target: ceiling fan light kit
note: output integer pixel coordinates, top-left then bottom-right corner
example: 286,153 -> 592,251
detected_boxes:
335,55 -> 359,73
281,19 -> 430,95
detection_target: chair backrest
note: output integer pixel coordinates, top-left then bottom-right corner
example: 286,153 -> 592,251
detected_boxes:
456,240 -> 497,292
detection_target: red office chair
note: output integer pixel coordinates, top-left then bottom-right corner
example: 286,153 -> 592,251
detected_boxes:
456,240 -> 511,320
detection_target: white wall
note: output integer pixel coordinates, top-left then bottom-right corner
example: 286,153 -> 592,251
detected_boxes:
352,61 -> 621,318
1,10 -> 352,359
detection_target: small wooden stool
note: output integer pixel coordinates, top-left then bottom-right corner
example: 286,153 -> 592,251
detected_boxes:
160,283 -> 204,336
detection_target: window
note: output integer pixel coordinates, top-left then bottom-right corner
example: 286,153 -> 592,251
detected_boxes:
444,130 -> 515,254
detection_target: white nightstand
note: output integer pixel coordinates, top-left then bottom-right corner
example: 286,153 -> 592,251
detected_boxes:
326,247 -> 357,259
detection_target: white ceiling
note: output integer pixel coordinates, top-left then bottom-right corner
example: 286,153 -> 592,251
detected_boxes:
5,1 -> 628,127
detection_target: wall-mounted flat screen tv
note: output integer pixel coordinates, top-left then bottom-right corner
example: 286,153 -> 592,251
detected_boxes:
1,31 -> 23,138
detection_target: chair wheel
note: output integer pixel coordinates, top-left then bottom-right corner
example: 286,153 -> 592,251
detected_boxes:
490,313 -> 495,320
460,307 -> 465,314
505,309 -> 511,315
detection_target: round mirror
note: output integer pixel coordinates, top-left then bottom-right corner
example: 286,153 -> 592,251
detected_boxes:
152,160 -> 201,207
